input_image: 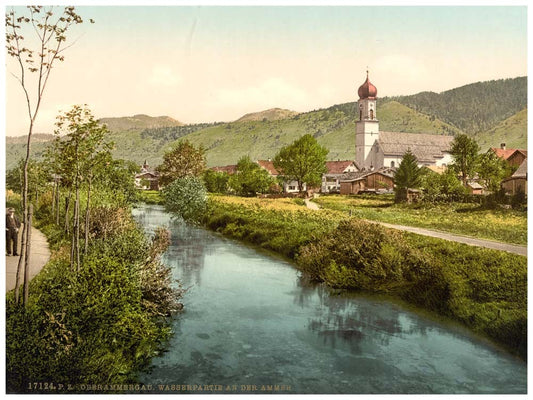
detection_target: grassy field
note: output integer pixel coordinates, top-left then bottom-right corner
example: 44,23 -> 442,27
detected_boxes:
137,190 -> 164,205
204,195 -> 527,358
312,195 -> 527,245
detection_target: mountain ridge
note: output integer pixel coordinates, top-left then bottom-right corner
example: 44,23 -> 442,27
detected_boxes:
236,108 -> 300,122
5,76 -> 527,170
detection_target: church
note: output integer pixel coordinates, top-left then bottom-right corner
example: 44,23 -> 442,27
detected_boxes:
355,72 -> 454,170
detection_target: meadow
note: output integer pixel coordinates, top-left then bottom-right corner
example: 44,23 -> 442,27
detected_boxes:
312,194 -> 527,245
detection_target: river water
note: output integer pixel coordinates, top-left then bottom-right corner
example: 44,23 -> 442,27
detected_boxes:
132,205 -> 526,394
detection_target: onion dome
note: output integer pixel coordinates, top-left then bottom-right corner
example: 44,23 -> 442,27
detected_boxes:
357,71 -> 377,100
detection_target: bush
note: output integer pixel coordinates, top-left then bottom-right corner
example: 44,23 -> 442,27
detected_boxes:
203,169 -> 230,193
162,177 -> 207,223
297,219 -> 435,291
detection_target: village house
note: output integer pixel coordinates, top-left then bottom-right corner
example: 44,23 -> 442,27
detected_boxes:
339,168 -> 395,195
135,161 -> 160,190
466,181 -> 484,195
355,71 -> 454,170
256,160 -> 304,193
210,161 -> 304,193
501,158 -> 527,195
321,160 -> 359,193
491,143 -> 527,167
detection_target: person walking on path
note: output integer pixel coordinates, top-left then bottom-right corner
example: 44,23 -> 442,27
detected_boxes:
6,208 -> 21,256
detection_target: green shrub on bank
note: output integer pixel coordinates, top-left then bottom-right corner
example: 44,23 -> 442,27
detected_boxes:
6,205 -> 181,393
162,177 -> 207,223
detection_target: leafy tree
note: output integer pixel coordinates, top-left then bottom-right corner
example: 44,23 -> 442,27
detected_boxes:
273,134 -> 328,193
420,167 -> 466,202
94,159 -> 139,204
477,150 -> 512,193
229,156 -> 273,197
6,5 -> 93,305
203,169 -> 230,193
157,140 -> 206,186
53,105 -> 111,270
449,134 -> 480,186
162,176 -> 207,223
394,150 -> 421,202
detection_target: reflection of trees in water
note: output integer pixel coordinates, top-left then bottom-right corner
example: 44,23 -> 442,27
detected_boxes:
164,219 -> 218,287
306,288 -> 430,353
293,274 -> 323,308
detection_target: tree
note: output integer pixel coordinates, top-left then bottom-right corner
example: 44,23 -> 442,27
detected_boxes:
162,177 -> 207,223
157,140 -> 206,186
94,159 -> 139,204
420,167 -> 466,202
6,6 -> 92,305
394,150 -> 421,202
229,156 -> 273,197
203,169 -> 230,193
273,134 -> 328,193
449,134 -> 480,186
53,105 -> 111,271
477,150 -> 512,193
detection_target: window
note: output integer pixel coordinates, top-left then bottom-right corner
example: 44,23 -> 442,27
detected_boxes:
370,109 -> 374,120
360,110 -> 362,120
390,161 -> 395,168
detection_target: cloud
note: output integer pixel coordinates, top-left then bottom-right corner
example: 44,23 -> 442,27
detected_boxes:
213,77 -> 309,113
148,65 -> 183,87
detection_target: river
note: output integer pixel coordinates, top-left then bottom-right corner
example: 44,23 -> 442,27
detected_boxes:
132,205 -> 526,394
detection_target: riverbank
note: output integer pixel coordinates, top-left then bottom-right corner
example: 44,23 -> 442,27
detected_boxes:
6,202 -> 182,393
202,195 -> 527,359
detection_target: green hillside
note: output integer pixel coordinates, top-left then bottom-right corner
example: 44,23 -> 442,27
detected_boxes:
5,140 -> 50,170
168,101 -> 462,167
474,108 -> 527,151
389,77 -> 527,134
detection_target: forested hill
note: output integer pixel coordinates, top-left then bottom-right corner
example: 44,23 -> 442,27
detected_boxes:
328,77 -> 526,135
387,77 -> 527,134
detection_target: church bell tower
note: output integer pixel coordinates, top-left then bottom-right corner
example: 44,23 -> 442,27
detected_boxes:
355,70 -> 379,169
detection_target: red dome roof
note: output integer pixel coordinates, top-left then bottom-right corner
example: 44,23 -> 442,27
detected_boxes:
357,72 -> 377,99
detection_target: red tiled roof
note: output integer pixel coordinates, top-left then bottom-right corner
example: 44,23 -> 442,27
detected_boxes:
257,160 -> 279,175
491,148 -> 527,160
211,165 -> 237,174
325,160 -> 357,174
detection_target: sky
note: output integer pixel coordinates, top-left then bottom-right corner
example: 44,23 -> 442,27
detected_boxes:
3,4 -> 528,136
